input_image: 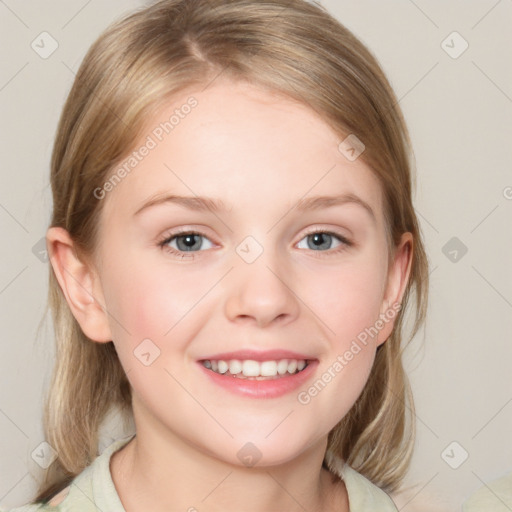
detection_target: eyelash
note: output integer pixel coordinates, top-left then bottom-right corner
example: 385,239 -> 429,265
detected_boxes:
157,227 -> 353,259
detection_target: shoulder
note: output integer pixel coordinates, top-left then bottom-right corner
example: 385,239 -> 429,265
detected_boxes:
2,486 -> 70,511
2,503 -> 49,511
462,470 -> 512,512
47,487 -> 70,507
340,464 -> 399,511
323,450 -> 398,511
6,435 -> 135,512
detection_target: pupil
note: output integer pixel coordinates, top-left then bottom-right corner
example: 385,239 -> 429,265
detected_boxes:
178,234 -> 200,251
310,233 -> 330,250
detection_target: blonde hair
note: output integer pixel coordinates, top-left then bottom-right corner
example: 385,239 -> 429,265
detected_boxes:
33,0 -> 428,503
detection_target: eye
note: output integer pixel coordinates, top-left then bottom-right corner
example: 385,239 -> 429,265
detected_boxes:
158,228 -> 352,259
158,230 -> 214,257
296,229 -> 352,254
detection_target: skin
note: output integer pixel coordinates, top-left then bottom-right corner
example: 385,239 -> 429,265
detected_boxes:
47,78 -> 412,511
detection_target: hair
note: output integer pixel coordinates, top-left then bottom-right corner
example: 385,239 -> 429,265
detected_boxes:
32,0 -> 429,504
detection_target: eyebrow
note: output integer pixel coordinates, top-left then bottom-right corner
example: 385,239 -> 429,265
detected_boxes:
133,192 -> 376,221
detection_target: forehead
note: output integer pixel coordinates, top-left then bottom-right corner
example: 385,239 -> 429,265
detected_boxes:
101,79 -> 384,223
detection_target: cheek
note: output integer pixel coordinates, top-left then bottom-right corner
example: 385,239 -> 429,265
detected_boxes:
296,261 -> 384,429
307,255 -> 386,346
296,254 -> 385,411
101,255 -> 215,357
103,266 -> 170,338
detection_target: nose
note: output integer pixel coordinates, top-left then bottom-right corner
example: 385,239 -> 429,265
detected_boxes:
224,253 -> 300,328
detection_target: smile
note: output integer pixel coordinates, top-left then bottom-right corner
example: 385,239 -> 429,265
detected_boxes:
201,359 -> 309,379
197,358 -> 318,399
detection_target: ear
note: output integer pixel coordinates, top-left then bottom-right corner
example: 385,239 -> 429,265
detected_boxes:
46,226 -> 112,343
376,232 -> 413,346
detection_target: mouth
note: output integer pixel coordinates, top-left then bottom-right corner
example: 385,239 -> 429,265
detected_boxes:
196,349 -> 318,398
199,358 -> 312,380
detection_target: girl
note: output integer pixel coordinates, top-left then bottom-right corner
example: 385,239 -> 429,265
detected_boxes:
9,0 -> 428,510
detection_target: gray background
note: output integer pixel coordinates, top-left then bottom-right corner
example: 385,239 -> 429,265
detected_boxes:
1,1 -> 511,510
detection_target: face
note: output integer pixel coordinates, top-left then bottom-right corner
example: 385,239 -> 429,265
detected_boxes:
86,78 -> 406,467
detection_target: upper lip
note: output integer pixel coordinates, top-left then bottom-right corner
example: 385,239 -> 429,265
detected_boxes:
198,350 -> 316,362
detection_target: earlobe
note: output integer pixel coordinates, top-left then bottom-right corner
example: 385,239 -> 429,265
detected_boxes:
46,226 -> 112,343
376,232 -> 413,346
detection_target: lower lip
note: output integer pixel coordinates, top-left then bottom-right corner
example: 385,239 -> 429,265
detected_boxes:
197,361 -> 318,399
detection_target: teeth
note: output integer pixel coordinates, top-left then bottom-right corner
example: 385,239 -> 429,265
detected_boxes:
277,360 -> 289,375
260,361 -> 277,377
229,360 -> 243,375
217,360 -> 229,374
202,359 -> 309,378
243,360 -> 260,377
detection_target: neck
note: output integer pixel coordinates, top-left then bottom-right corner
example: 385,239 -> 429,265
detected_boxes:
110,428 -> 348,512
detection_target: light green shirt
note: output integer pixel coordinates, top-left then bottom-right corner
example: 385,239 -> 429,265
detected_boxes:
462,470 -> 512,512
5,436 -> 398,511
